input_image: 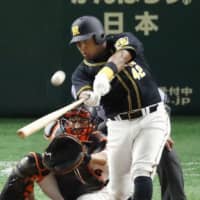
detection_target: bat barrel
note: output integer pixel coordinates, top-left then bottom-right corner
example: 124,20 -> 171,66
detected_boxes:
17,98 -> 87,138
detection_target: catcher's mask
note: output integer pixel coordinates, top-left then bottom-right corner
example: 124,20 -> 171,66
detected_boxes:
43,135 -> 85,175
70,16 -> 105,44
61,107 -> 96,142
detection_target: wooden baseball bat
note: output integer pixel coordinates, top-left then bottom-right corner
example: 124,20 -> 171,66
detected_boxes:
17,98 -> 87,139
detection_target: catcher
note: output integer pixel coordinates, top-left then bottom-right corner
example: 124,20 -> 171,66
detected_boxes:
0,106 -> 108,200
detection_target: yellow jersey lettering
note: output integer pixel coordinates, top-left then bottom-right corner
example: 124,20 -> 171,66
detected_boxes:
131,64 -> 146,80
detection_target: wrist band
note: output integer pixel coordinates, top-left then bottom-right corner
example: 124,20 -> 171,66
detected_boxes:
105,62 -> 118,74
99,62 -> 118,81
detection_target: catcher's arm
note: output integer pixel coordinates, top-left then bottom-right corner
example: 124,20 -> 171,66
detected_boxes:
90,150 -> 107,166
38,173 -> 64,200
44,120 -> 64,141
87,150 -> 108,183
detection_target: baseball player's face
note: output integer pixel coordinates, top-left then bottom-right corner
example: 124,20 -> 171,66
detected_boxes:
65,116 -> 94,141
76,38 -> 105,60
67,116 -> 89,129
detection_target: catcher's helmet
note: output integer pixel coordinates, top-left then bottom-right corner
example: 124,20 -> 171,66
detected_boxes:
70,16 -> 105,44
43,135 -> 84,174
61,106 -> 96,142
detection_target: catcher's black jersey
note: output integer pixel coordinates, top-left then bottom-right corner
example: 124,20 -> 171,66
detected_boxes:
72,32 -> 161,117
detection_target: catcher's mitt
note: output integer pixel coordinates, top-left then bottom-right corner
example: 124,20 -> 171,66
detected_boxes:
43,135 -> 85,175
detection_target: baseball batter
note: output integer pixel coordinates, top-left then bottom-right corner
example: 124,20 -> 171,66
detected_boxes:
70,16 -> 171,200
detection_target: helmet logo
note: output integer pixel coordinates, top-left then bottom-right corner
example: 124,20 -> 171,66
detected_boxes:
72,25 -> 80,36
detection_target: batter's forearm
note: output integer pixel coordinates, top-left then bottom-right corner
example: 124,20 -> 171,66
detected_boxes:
96,49 -> 133,82
107,49 -> 132,72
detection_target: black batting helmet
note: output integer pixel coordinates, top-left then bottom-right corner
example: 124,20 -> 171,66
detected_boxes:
70,16 -> 105,44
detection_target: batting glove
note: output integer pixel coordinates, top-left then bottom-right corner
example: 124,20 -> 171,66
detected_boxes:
80,90 -> 101,107
93,62 -> 118,96
93,73 -> 111,97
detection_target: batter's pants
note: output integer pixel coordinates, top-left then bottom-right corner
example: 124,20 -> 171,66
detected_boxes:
77,103 -> 170,200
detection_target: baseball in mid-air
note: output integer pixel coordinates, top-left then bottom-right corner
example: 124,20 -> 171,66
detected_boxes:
50,70 -> 66,86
